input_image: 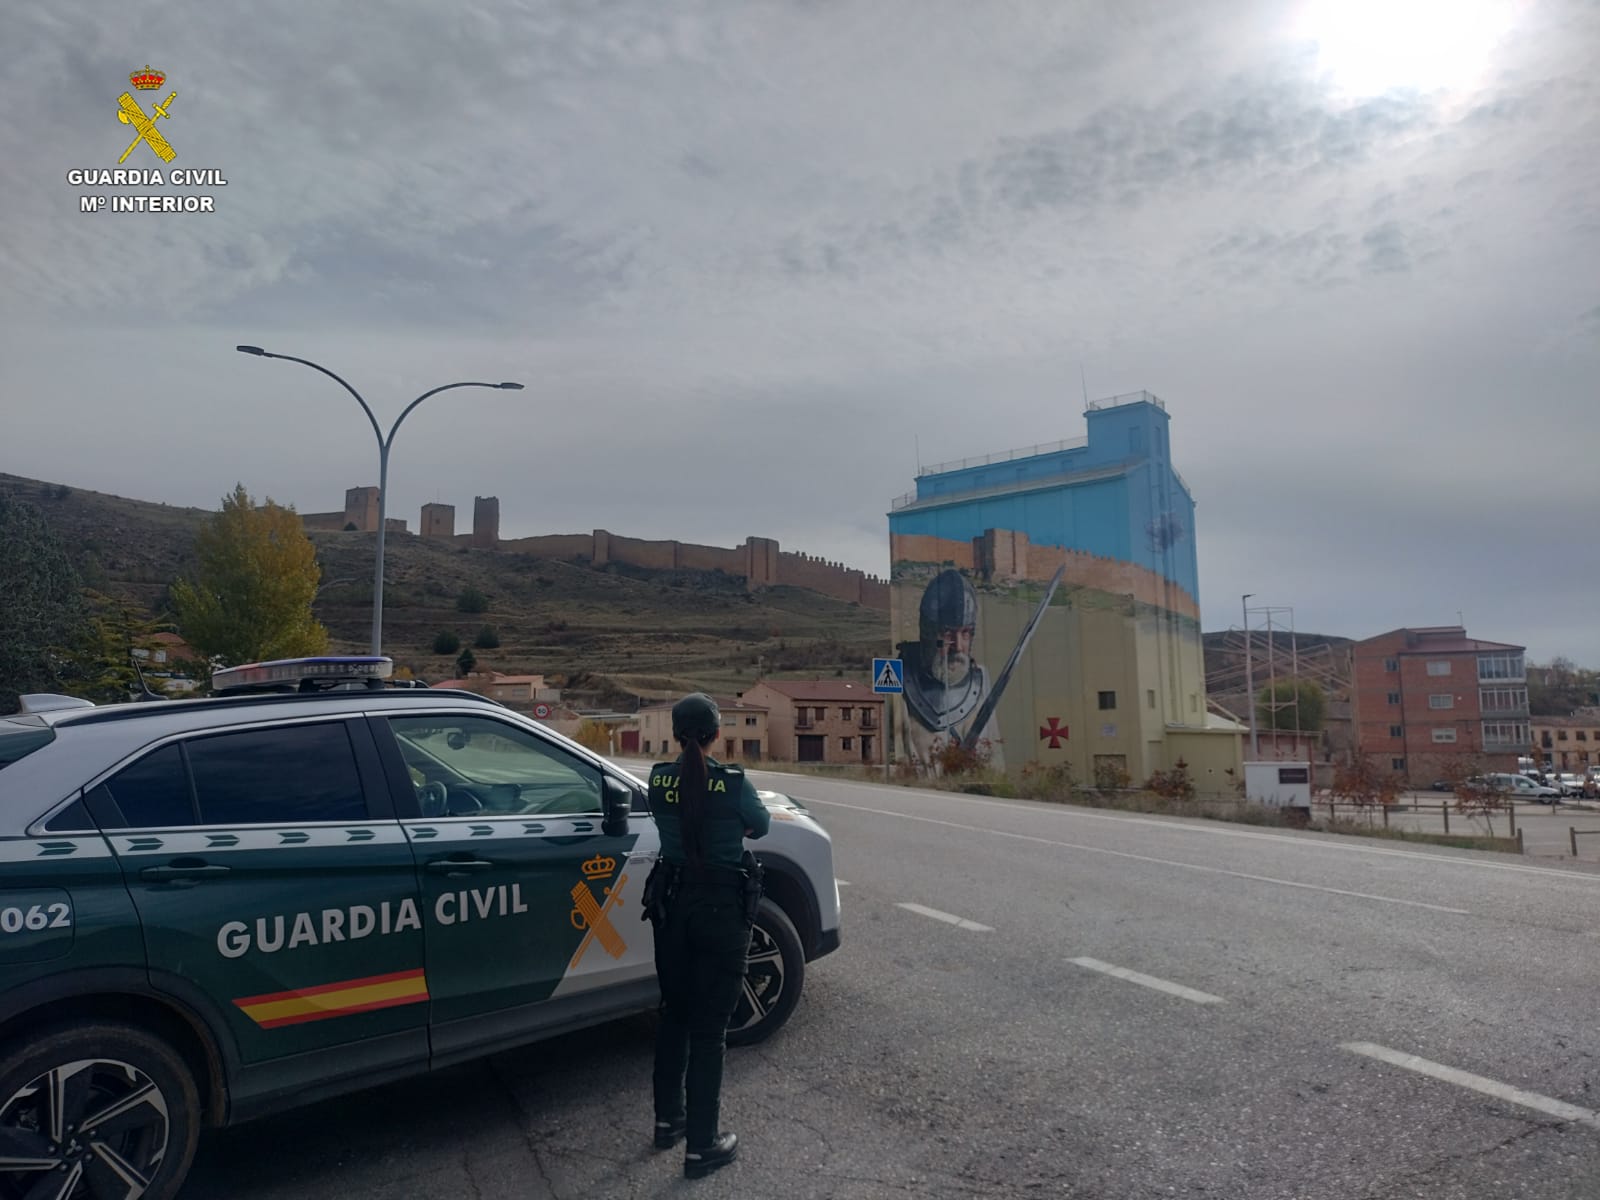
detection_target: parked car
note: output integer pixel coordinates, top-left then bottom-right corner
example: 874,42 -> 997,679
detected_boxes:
1483,772 -> 1562,803
0,657 -> 842,1200
1553,773 -> 1588,797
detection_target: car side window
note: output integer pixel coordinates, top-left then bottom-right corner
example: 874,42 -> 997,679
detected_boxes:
387,714 -> 602,818
186,723 -> 367,825
98,743 -> 194,828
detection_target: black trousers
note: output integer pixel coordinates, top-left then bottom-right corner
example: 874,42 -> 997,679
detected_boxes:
652,880 -> 751,1149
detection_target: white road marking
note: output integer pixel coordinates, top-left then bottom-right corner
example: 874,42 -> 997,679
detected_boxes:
836,879 -> 851,886
764,779 -> 1600,886
805,801 -> 1470,914
1069,957 -> 1224,1005
1341,1042 -> 1600,1131
896,902 -> 993,932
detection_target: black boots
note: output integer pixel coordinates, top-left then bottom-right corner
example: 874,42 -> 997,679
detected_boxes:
653,1118 -> 686,1150
683,1132 -> 738,1179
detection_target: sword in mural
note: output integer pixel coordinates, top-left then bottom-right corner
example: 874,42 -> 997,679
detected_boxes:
954,564 -> 1066,750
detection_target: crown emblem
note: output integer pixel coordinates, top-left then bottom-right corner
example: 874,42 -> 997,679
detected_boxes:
582,854 -> 616,880
129,65 -> 166,91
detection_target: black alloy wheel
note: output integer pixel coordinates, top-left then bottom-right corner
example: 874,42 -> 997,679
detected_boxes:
0,1024 -> 199,1200
727,897 -> 805,1047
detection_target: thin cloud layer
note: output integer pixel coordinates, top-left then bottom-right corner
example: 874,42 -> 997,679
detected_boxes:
2,0 -> 1596,661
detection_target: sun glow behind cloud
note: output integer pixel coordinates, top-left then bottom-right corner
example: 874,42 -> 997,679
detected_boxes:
1293,0 -> 1519,97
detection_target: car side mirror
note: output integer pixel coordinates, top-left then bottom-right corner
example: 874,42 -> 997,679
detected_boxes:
602,776 -> 632,838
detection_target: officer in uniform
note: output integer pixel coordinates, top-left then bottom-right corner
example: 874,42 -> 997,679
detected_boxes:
643,693 -> 770,1179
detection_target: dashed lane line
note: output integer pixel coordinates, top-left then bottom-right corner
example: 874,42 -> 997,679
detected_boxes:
896,902 -> 993,932
1068,957 -> 1224,1005
807,800 -> 1471,915
1341,1042 -> 1600,1131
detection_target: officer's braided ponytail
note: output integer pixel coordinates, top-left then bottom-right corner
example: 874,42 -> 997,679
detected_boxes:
677,730 -> 711,869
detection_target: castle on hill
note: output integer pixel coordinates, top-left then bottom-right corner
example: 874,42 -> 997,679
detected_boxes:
301,487 -> 889,611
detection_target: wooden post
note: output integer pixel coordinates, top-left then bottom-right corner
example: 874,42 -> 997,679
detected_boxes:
1441,803 -> 1449,835
1508,803 -> 1516,839
1382,803 -> 1389,828
1517,827 -> 1524,854
1573,826 -> 1580,857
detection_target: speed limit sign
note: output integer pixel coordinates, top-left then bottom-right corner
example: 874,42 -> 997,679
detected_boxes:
533,703 -> 552,719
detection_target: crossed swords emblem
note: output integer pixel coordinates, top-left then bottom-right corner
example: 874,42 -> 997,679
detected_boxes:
569,872 -> 628,968
116,90 -> 178,164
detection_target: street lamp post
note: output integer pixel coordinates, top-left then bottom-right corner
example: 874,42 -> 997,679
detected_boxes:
1242,593 -> 1258,759
236,346 -> 523,656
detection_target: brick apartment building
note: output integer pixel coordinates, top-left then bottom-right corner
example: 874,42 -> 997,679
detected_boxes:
1352,626 -> 1529,783
738,680 -> 885,766
636,697 -> 770,763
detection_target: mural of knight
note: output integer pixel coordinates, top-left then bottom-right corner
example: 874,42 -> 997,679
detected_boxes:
887,394 -> 1241,790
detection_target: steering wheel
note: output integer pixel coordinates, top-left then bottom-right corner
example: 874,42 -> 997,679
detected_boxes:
417,781 -> 449,817
444,788 -> 485,816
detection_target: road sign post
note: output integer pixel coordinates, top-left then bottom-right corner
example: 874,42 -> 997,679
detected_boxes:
872,658 -> 904,781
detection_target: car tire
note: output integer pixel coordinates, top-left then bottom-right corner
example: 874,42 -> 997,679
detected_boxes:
0,1021 -> 201,1200
727,898 -> 806,1047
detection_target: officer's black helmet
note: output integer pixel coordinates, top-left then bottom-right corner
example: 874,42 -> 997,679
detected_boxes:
919,569 -> 977,644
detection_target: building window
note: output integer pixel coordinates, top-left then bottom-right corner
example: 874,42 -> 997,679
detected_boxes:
1384,658 -> 1399,672
1432,728 -> 1458,743
1477,653 -> 1525,682
745,716 -> 758,726
1558,731 -> 1569,741
814,707 -> 826,722
1482,721 -> 1530,747
1579,732 -> 1590,742
1426,661 -> 1451,676
1147,689 -> 1156,709
1387,692 -> 1401,705
1428,694 -> 1454,710
842,737 -> 853,751
841,708 -> 852,721
1098,691 -> 1117,710
1389,725 -> 1403,738
1480,688 -> 1527,713
1391,758 -> 1405,771
643,740 -> 651,753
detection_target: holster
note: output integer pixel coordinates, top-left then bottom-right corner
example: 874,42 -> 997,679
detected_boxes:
641,859 -> 677,925
739,850 -> 764,924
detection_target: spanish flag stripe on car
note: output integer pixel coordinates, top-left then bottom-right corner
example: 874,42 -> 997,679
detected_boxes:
234,968 -> 429,1029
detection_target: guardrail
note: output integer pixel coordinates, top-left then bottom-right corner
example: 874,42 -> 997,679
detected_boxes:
1570,827 -> 1600,857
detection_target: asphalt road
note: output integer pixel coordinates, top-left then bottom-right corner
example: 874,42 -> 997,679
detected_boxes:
181,772 -> 1600,1199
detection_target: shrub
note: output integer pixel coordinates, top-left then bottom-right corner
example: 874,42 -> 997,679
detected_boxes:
572,720 -> 612,754
432,630 -> 460,655
456,587 -> 489,614
1094,760 -> 1133,792
934,737 -> 993,777
1017,760 -> 1075,801
474,624 -> 501,649
1145,760 -> 1195,801
455,647 -> 476,676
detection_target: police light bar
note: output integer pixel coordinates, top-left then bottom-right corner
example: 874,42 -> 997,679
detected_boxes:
211,656 -> 394,695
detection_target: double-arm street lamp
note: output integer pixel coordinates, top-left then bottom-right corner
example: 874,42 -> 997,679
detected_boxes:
236,346 -> 523,656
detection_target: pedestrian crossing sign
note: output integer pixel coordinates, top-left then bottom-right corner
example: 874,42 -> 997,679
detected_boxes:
872,658 -> 904,694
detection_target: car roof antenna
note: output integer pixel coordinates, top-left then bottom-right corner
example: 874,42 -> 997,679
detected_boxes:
129,653 -> 168,703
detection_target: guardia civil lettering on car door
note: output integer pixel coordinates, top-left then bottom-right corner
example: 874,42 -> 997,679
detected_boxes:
0,657 -> 839,1200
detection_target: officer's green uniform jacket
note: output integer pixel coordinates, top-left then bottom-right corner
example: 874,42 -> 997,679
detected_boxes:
648,757 -> 770,868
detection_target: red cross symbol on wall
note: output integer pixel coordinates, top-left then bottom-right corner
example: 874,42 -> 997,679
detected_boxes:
1038,717 -> 1069,748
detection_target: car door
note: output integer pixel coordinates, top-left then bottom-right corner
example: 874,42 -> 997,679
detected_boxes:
93,717 -> 429,1078
371,710 -> 656,1065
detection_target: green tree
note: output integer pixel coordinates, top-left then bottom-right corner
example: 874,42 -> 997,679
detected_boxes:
455,647 -> 477,676
59,592 -> 167,703
1256,680 -> 1326,731
169,484 -> 329,668
0,495 -> 87,710
433,630 -> 461,654
456,587 -> 489,614
474,624 -> 501,649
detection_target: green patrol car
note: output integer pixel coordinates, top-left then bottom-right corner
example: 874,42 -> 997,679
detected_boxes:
0,658 -> 840,1200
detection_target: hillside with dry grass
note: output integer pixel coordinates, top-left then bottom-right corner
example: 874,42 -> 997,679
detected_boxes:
0,472 -> 889,707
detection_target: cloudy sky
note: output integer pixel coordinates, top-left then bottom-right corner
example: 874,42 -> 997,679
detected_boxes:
4,1 -> 1596,662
